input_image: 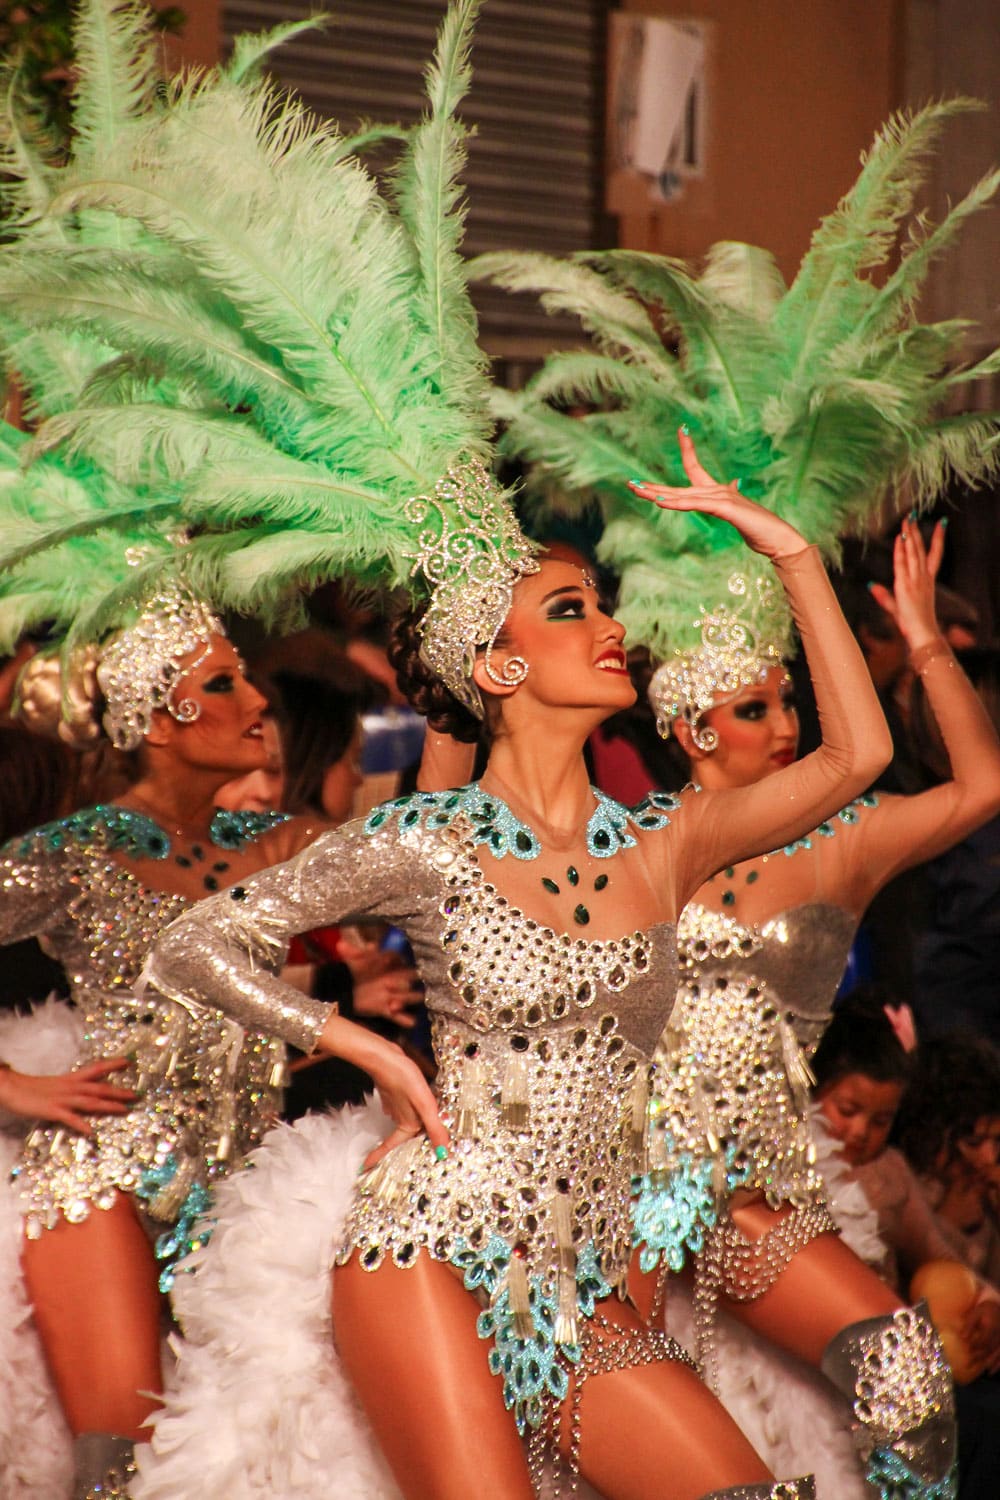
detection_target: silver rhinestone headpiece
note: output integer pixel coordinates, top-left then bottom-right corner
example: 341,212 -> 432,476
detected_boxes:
404,458 -> 540,717
96,577 -> 224,751
648,572 -> 788,750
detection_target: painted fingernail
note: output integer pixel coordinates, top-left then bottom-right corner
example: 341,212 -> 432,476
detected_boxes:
735,478 -> 743,493
629,478 -> 647,486
909,507 -> 917,520
940,516 -> 949,528
680,423 -> 690,435
435,1144 -> 448,1161
866,580 -> 876,592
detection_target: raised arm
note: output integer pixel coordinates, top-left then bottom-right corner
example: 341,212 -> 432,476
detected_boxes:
631,434 -> 892,899
845,519 -> 1000,902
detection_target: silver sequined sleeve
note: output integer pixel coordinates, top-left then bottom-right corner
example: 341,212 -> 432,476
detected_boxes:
146,820 -> 424,1055
0,842 -> 72,948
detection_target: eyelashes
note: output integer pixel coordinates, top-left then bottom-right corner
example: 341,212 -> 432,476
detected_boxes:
201,673 -> 236,694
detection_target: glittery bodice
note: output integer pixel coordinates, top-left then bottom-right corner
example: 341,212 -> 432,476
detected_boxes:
147,789 -> 678,1306
648,900 -> 857,1213
1,808 -> 293,1237
338,813 -> 676,1290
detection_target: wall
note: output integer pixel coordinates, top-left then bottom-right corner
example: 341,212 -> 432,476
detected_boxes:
617,0 -> 900,282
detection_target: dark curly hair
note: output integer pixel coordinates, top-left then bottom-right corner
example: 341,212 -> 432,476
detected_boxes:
810,985 -> 916,1094
387,605 -> 483,744
893,1031 -> 1000,1175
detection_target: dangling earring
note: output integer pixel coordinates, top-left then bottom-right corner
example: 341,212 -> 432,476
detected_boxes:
688,714 -> 718,753
483,639 -> 529,687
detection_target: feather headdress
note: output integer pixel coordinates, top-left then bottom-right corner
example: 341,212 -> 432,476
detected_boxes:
474,101 -> 1000,738
0,0 -> 537,721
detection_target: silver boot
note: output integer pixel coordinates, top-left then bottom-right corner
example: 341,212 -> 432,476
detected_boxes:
72,1432 -> 137,1500
820,1302 -> 957,1498
699,1481 -> 816,1499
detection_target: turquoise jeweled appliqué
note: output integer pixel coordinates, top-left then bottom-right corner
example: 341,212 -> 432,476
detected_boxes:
631,1128 -> 749,1273
12,805 -> 287,860
451,1233 -> 612,1433
364,784 -> 681,862
136,1155 -> 216,1293
866,1449 -> 957,1500
778,793 -> 879,857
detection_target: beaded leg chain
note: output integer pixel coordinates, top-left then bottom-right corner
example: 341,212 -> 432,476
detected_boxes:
820,1304 -> 957,1500
693,1202 -> 838,1385
524,1308 -> 695,1497
72,1434 -> 136,1500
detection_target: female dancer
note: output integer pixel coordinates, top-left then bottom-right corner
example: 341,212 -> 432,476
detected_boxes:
627,512 -> 1000,1498
145,437 -> 890,1500
473,97 -> 999,1497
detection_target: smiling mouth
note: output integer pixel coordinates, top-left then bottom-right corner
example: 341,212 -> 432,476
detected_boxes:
596,651 -> 629,675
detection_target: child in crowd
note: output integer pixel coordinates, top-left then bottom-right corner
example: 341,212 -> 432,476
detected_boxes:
812,989 -> 1000,1499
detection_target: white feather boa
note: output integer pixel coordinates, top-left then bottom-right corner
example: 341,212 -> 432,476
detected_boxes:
0,999 -> 82,1499
135,1102 -> 403,1499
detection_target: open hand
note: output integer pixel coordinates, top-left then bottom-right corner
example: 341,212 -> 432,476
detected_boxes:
315,1012 -> 449,1171
628,429 -> 806,561
964,1297 -> 1000,1375
0,1058 -> 137,1135
353,965 -> 423,1029
869,516 -> 945,654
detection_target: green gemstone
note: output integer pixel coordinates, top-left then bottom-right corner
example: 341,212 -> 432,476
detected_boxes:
594,874 -> 609,892
746,870 -> 759,884
369,810 -> 386,826
593,829 -> 611,848
567,866 -> 579,886
542,877 -> 560,894
573,904 -> 590,926
515,830 -> 533,853
721,890 -> 735,906
724,867 -> 734,878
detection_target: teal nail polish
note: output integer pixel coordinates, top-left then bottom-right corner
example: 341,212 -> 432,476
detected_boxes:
629,478 -> 647,486
435,1144 -> 448,1161
909,507 -> 917,520
866,580 -> 876,592
735,478 -> 743,493
940,516 -> 949,528
680,423 -> 690,435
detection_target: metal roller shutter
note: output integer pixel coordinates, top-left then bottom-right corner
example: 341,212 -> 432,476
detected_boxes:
222,0 -> 613,362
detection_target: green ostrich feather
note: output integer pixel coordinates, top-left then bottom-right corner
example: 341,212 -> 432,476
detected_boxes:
474,100 -> 1000,661
0,0 -> 521,659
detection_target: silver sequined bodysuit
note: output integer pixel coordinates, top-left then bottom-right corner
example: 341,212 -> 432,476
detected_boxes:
146,785 -> 691,1433
632,800 -> 879,1280
1,807 -> 301,1244
658,901 -> 857,1203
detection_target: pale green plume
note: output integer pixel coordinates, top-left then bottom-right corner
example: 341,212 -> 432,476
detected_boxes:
474,100 -> 1000,662
0,0 -> 522,659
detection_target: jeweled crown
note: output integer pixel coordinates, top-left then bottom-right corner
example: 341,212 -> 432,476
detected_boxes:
97,576 -> 225,751
648,571 -> 789,746
404,459 -> 540,717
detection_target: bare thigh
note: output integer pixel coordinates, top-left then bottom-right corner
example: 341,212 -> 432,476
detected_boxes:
333,1250 -> 535,1500
335,1253 -> 776,1500
21,1192 -> 163,1438
574,1295 -> 775,1500
724,1199 -> 901,1366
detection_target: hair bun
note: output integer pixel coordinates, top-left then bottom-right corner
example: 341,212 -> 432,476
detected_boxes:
388,608 -> 481,744
16,649 -> 102,750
